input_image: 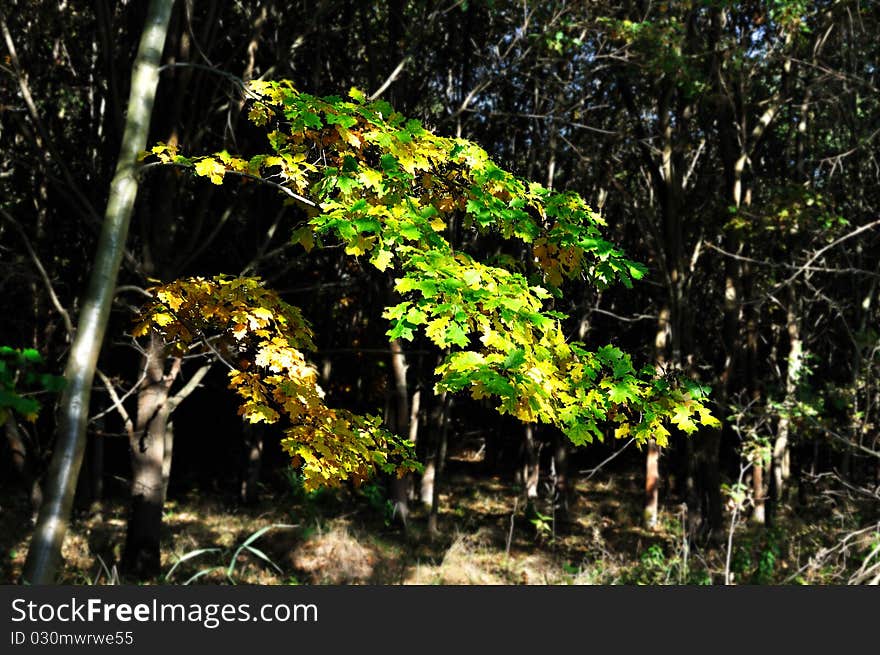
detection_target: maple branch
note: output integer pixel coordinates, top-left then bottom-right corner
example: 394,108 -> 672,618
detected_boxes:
168,363 -> 212,410
94,369 -> 135,441
368,56 -> 411,101
138,161 -> 318,208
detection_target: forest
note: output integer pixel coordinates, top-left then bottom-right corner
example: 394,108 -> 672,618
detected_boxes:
1,0 -> 878,586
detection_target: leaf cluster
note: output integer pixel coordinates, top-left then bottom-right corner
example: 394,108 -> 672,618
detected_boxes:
139,80 -> 719,486
133,276 -> 419,491
0,346 -> 65,426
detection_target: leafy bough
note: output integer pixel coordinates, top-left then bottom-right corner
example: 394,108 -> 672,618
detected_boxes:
139,80 -> 718,489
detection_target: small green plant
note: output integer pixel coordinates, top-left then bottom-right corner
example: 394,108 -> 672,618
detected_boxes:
357,480 -> 395,525
754,529 -> 782,584
165,524 -> 295,585
529,510 -> 554,540
623,542 -> 712,585
284,467 -> 337,520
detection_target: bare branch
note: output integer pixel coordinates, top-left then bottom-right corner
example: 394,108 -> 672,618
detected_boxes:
0,208 -> 74,338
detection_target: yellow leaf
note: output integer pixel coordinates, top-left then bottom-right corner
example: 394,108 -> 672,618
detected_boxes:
153,312 -> 173,327
337,126 -> 362,148
358,168 -> 383,191
371,249 -> 393,271
193,157 -> 226,185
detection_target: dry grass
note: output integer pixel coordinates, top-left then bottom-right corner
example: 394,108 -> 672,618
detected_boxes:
2,465 -> 872,585
290,520 -> 378,584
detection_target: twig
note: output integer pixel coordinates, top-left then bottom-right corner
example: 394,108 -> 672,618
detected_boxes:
168,363 -> 212,410
579,438 -> 634,480
138,161 -> 318,208
368,56 -> 411,101
94,369 -> 135,440
505,497 -> 518,557
724,460 -> 752,586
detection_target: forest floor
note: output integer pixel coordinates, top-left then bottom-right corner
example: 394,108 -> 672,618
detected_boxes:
2,450 -> 876,585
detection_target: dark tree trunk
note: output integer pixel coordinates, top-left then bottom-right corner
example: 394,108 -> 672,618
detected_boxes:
551,431 -> 571,525
427,395 -> 450,539
122,331 -> 178,578
240,422 -> 264,504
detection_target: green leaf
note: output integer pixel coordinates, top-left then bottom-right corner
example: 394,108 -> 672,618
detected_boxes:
443,322 -> 470,347
502,348 -> 526,370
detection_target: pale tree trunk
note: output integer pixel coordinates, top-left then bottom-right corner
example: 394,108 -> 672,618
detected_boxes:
22,0 -> 174,584
752,465 -> 766,525
646,306 -> 670,529
645,441 -> 660,529
389,339 -> 419,527
521,424 -> 540,512
161,419 -> 175,503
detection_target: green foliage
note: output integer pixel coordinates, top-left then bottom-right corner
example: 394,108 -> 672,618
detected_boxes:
142,79 -> 719,487
731,528 -> 783,584
357,480 -> 396,526
0,346 -> 65,426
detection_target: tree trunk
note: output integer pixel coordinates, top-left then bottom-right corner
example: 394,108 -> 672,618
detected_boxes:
240,422 -> 264,504
645,440 -> 660,529
420,391 -> 446,509
427,395 -> 450,539
647,306 -> 669,528
389,339 -> 413,526
771,292 -> 801,516
751,463 -> 766,525
21,0 -> 174,585
521,424 -> 540,509
161,419 -> 175,503
551,431 -> 571,525
123,331 -> 179,578
4,419 -> 42,519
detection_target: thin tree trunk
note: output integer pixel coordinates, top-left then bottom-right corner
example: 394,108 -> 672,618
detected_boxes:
240,422 -> 263,504
427,395 -> 450,539
752,463 -> 766,524
771,292 -> 801,516
647,306 -> 670,529
645,440 -> 660,529
522,424 -> 540,509
389,339 -> 412,526
22,0 -> 174,584
420,391 -> 445,509
551,431 -> 570,525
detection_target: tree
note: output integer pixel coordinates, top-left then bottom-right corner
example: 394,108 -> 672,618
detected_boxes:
21,0 -> 174,585
138,80 -> 718,495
